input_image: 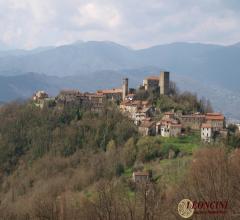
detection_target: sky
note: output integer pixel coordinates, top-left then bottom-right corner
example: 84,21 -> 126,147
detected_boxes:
0,0 -> 240,49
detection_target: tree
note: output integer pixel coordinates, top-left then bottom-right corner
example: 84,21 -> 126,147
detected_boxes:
171,147 -> 240,219
122,137 -> 137,167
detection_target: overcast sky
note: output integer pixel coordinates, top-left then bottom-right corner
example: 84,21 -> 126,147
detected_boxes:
0,0 -> 240,49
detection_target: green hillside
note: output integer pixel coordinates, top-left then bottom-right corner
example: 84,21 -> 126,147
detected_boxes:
0,99 -> 239,219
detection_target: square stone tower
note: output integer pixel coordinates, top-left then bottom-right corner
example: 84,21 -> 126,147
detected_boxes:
122,78 -> 128,100
159,71 -> 170,95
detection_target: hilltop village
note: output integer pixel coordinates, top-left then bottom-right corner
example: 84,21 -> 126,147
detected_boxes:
1,71 -> 240,219
33,71 -> 226,143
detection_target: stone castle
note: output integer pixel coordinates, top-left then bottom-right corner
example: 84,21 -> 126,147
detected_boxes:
142,71 -> 170,95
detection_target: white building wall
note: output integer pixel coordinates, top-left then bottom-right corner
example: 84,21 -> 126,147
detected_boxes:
161,125 -> 170,137
201,127 -> 212,142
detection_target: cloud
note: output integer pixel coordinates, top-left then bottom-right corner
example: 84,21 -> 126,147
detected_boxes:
0,0 -> 239,49
72,3 -> 121,29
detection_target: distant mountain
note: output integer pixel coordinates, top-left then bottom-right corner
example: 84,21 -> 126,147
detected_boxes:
0,41 -> 239,90
0,46 -> 55,58
232,42 -> 240,48
0,41 -> 240,120
0,41 -> 13,51
0,73 -> 62,102
0,41 -> 139,76
0,69 -> 239,121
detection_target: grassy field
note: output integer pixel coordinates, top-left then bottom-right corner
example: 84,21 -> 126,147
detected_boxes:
123,132 -> 201,185
156,131 -> 201,154
152,132 -> 201,184
158,156 -> 192,184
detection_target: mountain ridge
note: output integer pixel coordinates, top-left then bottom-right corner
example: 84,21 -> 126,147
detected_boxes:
0,40 -> 239,90
0,40 -> 240,120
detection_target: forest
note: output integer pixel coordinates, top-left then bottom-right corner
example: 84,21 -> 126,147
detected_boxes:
0,94 -> 239,219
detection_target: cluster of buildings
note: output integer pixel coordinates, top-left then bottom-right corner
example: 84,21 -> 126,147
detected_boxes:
32,71 -> 226,143
32,91 -> 52,108
33,90 -> 106,112
33,71 -> 169,110
118,72 -> 181,138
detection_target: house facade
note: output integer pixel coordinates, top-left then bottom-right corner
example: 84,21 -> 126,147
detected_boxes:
205,113 -> 225,131
180,114 -> 206,130
138,119 -> 156,136
143,76 -> 159,91
97,88 -> 123,102
120,100 -> 154,125
156,119 -> 182,137
201,123 -> 213,142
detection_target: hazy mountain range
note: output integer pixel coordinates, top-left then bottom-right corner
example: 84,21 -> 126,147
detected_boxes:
0,41 -> 240,121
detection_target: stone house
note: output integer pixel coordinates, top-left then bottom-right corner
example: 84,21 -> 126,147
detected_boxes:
56,90 -> 82,105
82,93 -> 106,112
97,88 -> 123,102
120,100 -> 154,125
236,124 -> 240,133
138,119 -> 156,136
132,171 -> 150,183
55,90 -> 106,112
33,91 -> 49,101
169,124 -> 182,137
156,119 -> 182,137
120,100 -> 140,115
33,91 -> 53,109
205,113 -> 225,131
134,107 -> 154,125
143,76 -> 160,91
162,112 -> 175,120
180,114 -> 206,130
142,71 -> 170,95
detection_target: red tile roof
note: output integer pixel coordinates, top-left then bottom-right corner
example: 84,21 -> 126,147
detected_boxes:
139,120 -> 155,128
97,88 -> 122,94
206,112 -> 222,116
161,119 -> 178,124
206,114 -> 224,121
142,101 -> 149,105
145,76 -> 159,81
164,112 -> 175,115
201,123 -> 212,128
181,115 -> 206,118
84,93 -> 104,98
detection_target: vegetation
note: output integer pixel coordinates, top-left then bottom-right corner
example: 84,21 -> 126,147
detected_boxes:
0,98 -> 239,219
136,81 -> 213,114
226,124 -> 240,148
0,102 -> 138,173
